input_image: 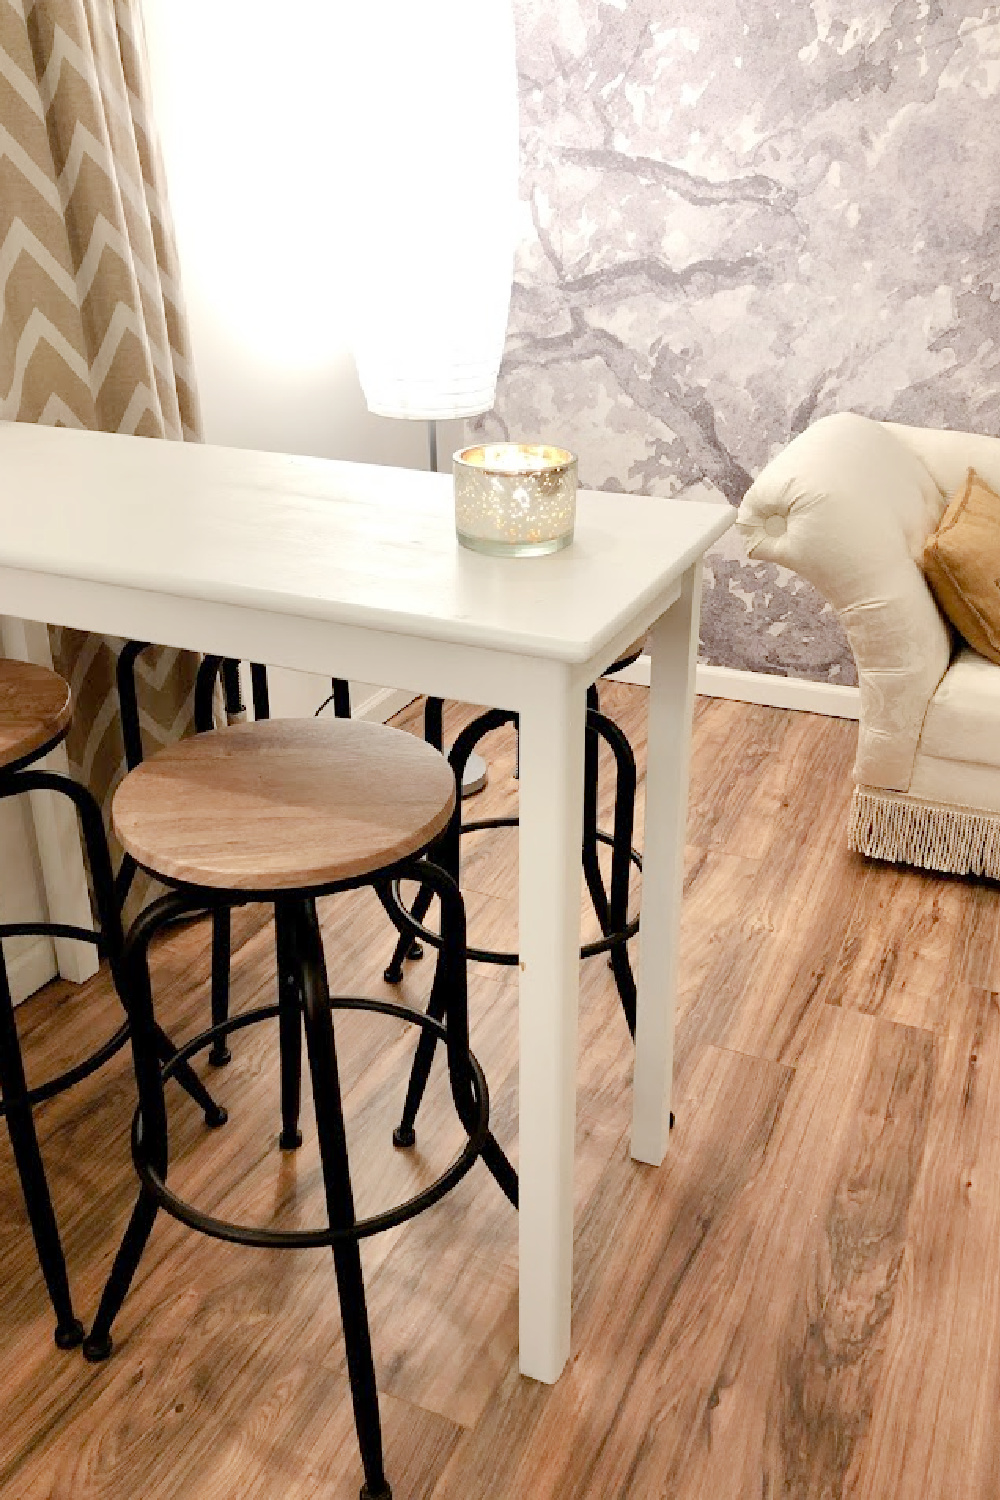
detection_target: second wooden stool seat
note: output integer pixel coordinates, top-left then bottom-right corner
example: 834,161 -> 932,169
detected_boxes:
0,659 -> 72,770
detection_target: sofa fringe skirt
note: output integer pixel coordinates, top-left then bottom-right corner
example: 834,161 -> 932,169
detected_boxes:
850,786 -> 1000,880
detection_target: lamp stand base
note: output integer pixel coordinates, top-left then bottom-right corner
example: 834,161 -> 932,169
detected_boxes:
460,750 -> 488,798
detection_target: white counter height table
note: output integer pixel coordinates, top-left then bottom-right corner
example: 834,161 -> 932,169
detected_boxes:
0,422 -> 732,1383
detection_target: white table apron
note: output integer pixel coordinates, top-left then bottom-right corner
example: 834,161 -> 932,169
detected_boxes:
0,426 -> 730,1383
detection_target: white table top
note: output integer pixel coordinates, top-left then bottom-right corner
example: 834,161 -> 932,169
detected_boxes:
0,424 -> 732,665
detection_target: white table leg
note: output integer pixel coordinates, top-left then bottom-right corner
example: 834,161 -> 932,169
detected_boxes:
516,665 -> 587,1382
631,560 -> 702,1164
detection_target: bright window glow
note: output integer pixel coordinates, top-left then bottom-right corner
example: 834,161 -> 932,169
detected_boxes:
142,0 -> 357,368
142,0 -> 519,406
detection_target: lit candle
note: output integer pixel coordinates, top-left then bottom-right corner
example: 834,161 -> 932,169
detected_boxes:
453,443 -> 578,556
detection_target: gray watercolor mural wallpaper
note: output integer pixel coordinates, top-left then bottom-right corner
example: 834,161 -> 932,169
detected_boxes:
471,1 -> 1000,683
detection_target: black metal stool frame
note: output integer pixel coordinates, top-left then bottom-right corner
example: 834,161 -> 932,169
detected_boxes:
0,723 -> 225,1350
83,848 -> 517,1500
382,684 -> 642,1030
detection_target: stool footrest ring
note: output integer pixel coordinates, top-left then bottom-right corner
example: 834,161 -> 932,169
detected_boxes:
0,1020 -> 129,1115
133,996 -> 493,1250
384,822 -> 641,967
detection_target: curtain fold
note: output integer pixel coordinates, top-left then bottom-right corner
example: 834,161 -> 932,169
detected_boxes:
0,0 -> 202,841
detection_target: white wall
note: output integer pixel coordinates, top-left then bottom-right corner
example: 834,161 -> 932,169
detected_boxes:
0,796 -> 56,1003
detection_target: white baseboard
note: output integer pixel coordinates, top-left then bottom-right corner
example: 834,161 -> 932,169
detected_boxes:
609,655 -> 860,720
9,936 -> 58,1006
338,667 -> 859,726
342,686 -> 418,724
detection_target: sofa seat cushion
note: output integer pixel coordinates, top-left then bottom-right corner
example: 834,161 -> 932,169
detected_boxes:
908,753 -> 1000,815
918,646 -> 1000,771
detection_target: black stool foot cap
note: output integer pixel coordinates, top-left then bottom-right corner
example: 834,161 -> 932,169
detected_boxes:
669,1111 -> 675,1129
204,1104 -> 228,1129
383,962 -> 404,985
208,1044 -> 232,1067
392,1124 -> 416,1149
279,1127 -> 303,1151
54,1318 -> 84,1351
82,1332 -> 113,1363
407,940 -> 423,961
360,1482 -> 392,1500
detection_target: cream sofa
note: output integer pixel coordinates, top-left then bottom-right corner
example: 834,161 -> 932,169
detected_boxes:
737,412 -> 1000,879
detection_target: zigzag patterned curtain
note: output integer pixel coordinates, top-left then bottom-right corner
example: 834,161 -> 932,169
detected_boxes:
0,0 -> 201,835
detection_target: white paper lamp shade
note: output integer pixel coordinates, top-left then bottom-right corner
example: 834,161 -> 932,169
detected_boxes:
343,0 -> 519,421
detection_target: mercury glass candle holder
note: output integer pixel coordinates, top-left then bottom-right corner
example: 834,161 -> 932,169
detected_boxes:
453,443 -> 578,556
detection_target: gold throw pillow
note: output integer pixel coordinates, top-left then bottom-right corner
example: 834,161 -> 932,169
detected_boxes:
923,468 -> 1000,666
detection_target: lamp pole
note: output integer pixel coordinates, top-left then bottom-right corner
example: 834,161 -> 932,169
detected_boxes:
428,417 -> 488,797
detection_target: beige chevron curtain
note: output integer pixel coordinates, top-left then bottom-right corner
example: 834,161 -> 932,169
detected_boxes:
0,0 -> 201,835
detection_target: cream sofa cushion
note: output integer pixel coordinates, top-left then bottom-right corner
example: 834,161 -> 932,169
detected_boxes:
918,646 -> 1000,771
906,754 -> 1000,816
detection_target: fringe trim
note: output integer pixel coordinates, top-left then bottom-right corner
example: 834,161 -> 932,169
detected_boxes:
849,787 -> 1000,879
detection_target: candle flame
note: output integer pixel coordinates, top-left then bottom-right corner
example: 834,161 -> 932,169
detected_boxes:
455,442 -> 575,475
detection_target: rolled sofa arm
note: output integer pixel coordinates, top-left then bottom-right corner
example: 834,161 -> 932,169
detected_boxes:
736,412 -> 951,791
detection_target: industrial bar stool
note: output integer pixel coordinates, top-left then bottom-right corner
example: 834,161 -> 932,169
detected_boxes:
383,641 -> 644,1044
0,658 -> 223,1350
82,717 -> 517,1500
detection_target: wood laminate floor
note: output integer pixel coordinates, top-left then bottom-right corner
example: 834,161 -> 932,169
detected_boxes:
2,688 -> 998,1499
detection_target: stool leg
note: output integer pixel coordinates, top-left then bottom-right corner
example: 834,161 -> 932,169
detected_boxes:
84,920 -> 172,1362
332,678 -> 352,719
249,664 -> 270,721
581,696 -> 613,936
293,900 -> 391,1500
116,640 -> 151,772
423,696 -> 444,752
382,696 -> 446,982
0,949 -> 83,1349
194,655 -> 224,733
222,659 -> 245,721
392,860 -> 518,1206
594,709 -> 639,1038
389,823 -> 462,1140
275,901 -> 303,1150
432,867 -> 518,1208
391,937 -> 448,1148
208,907 -> 233,1067
152,1024 -> 228,1128
382,882 -> 434,985
196,663 -> 238,1067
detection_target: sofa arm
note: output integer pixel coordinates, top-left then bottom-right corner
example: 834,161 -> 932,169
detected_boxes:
737,413 -> 951,791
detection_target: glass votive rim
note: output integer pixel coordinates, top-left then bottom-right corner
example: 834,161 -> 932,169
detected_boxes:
453,442 -> 577,477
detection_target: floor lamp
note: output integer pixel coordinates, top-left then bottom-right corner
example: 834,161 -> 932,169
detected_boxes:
345,0 -> 519,794
423,418 -> 487,793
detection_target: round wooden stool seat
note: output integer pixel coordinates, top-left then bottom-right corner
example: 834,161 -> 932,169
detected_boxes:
112,718 -> 457,892
0,659 -> 72,769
